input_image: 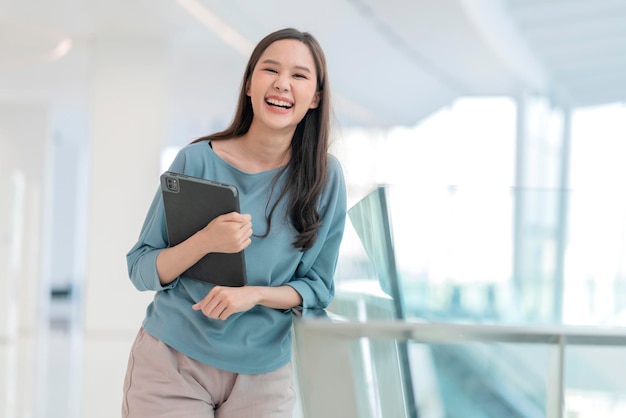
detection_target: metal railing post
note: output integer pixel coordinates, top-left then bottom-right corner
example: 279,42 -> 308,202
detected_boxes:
546,335 -> 565,418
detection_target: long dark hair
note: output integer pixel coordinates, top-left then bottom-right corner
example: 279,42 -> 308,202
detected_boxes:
192,28 -> 331,251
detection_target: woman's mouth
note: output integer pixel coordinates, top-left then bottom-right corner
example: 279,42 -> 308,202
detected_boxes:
265,98 -> 293,109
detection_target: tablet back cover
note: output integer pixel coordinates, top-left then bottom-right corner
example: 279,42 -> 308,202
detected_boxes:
160,172 -> 247,287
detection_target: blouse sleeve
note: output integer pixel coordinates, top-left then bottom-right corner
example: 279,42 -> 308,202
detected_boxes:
287,155 -> 348,309
125,149 -> 189,291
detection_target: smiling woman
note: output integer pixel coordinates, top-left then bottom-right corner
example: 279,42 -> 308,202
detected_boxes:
122,28 -> 347,418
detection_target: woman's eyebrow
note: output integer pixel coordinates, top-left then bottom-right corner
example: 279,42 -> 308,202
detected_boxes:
260,59 -> 311,73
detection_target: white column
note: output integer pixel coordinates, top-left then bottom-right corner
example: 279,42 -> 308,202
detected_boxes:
81,36 -> 166,418
0,103 -> 50,418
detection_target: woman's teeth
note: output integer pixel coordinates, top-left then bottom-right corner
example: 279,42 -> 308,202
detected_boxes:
266,98 -> 293,108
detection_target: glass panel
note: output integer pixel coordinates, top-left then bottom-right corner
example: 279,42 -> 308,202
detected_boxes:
565,346 -> 626,417
567,104 -> 626,327
294,319 -> 626,418
384,184 -> 517,322
331,187 -> 395,321
339,185 -> 571,325
340,186 -> 419,417
344,186 -> 400,316
425,342 -> 549,417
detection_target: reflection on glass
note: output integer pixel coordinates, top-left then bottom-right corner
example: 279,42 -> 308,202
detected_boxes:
346,186 -> 399,312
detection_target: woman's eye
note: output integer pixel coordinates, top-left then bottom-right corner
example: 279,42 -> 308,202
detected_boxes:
264,68 -> 277,73
294,73 -> 307,79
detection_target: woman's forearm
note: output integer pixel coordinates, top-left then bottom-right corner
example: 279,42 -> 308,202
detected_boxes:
256,285 -> 303,310
156,233 -> 207,285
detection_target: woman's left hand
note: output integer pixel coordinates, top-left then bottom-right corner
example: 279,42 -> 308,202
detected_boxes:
192,286 -> 260,320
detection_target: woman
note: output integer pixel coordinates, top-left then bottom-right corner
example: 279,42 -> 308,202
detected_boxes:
122,27 -> 347,418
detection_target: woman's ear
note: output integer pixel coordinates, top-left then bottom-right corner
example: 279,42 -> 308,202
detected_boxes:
309,91 -> 321,109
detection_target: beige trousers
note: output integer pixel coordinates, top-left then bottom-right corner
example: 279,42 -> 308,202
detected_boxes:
121,328 -> 296,418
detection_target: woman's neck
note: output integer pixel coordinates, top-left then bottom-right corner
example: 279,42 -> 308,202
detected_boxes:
212,130 -> 292,173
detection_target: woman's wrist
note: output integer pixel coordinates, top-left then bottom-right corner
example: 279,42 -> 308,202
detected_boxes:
254,285 -> 302,310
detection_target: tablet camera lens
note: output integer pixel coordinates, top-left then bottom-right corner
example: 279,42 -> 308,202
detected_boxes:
166,178 -> 178,191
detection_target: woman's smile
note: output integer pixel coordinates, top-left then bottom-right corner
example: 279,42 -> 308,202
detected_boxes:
265,95 -> 294,113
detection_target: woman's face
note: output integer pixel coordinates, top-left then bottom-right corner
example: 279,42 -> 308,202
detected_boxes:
247,39 -> 320,133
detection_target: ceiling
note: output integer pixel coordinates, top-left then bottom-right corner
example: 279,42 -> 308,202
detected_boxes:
503,0 -> 626,107
1,0 -> 625,137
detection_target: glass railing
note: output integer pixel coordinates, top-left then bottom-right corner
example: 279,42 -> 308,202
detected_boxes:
318,185 -> 626,417
293,317 -> 626,418
337,184 -> 626,327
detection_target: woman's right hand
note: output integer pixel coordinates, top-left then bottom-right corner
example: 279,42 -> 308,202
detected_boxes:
197,212 -> 253,254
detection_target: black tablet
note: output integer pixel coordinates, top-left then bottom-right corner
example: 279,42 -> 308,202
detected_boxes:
160,171 -> 247,287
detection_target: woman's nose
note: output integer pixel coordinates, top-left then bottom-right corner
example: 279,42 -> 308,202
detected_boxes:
273,75 -> 289,91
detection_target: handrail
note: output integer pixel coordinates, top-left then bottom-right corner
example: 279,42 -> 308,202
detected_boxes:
293,317 -> 626,418
296,319 -> 626,345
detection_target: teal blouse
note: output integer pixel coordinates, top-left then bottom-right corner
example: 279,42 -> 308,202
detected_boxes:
126,141 -> 347,374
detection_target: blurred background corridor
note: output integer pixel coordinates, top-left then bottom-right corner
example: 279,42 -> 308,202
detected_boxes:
2,0 -> 626,417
